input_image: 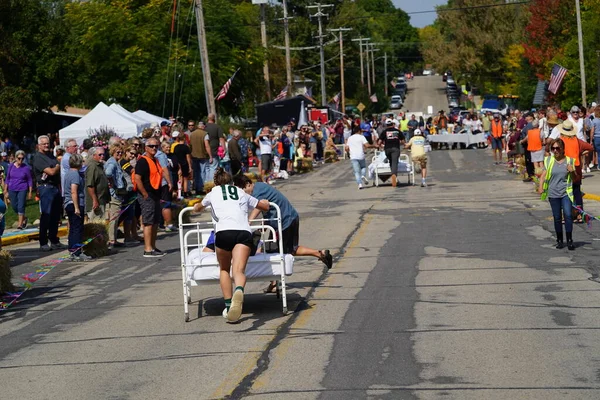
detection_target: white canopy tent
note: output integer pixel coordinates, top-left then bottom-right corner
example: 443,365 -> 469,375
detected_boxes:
133,110 -> 168,125
109,103 -> 151,130
59,102 -> 148,145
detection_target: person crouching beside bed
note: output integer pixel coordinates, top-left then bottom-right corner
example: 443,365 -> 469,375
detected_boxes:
193,168 -> 270,323
232,174 -> 333,294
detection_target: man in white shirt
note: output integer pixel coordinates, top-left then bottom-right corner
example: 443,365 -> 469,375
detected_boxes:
569,105 -> 589,171
254,126 -> 273,182
345,126 -> 376,189
569,106 -> 585,140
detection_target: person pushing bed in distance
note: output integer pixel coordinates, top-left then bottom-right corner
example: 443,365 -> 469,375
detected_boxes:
193,168 -> 270,323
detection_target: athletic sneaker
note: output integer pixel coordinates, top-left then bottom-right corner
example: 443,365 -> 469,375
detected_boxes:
421,180 -> 427,187
51,241 -> 66,250
586,167 -> 591,173
153,248 -> 165,256
589,162 -> 594,168
143,250 -> 164,258
40,244 -> 52,252
165,225 -> 177,232
222,308 -> 228,319
361,176 -> 369,186
227,288 -> 244,322
358,183 -> 363,190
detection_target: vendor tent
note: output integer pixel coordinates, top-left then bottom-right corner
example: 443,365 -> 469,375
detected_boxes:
59,102 -> 147,145
133,110 -> 167,125
109,104 -> 151,129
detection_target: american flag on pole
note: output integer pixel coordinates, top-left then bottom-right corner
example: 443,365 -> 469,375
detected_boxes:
275,86 -> 288,101
369,93 -> 378,103
548,63 -> 568,94
215,68 -> 240,101
332,92 -> 340,109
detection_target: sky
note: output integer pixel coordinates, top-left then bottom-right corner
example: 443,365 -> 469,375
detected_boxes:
393,0 -> 447,28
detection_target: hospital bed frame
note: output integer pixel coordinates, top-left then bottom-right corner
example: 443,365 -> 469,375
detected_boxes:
179,203 -> 288,322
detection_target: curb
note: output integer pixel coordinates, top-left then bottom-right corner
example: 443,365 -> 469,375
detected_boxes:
584,193 -> 600,202
3,227 -> 69,247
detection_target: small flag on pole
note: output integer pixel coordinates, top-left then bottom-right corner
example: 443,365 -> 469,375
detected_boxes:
369,93 -> 378,103
548,63 -> 568,94
390,79 -> 397,88
215,68 -> 240,101
275,86 -> 288,101
332,92 -> 341,109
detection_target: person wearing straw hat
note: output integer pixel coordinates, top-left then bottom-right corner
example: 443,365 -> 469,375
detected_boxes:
558,120 -> 593,224
545,113 -> 561,144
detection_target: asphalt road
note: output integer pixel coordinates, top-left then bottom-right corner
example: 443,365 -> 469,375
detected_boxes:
3,77 -> 600,399
402,76 -> 450,115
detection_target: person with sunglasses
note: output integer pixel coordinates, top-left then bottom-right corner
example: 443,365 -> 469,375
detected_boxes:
539,138 -> 576,250
119,146 -> 142,244
104,144 -> 127,249
4,150 -> 33,229
134,138 -> 165,257
33,135 -> 66,251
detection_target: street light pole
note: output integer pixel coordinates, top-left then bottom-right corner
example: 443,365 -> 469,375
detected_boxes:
575,0 -> 587,107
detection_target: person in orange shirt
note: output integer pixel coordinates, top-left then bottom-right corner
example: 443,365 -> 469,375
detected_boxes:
559,120 -> 594,223
519,119 -> 545,171
490,114 -> 504,164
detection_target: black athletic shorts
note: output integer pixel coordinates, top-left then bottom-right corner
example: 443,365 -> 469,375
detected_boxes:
215,230 -> 253,252
281,217 -> 300,254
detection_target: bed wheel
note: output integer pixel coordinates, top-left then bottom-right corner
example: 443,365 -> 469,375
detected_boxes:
185,312 -> 190,322
282,307 -> 288,315
187,295 -> 191,304
276,283 -> 281,299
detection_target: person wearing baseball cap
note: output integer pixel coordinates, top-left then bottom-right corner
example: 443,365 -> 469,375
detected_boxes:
377,118 -> 404,187
405,128 -> 428,187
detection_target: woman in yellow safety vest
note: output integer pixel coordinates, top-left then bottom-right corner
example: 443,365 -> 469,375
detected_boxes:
538,138 -> 576,250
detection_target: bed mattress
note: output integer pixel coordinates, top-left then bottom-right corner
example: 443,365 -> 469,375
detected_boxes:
186,250 -> 294,281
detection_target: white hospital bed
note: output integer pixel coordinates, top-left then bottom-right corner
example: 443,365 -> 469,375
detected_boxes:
179,203 -> 294,322
369,150 -> 414,187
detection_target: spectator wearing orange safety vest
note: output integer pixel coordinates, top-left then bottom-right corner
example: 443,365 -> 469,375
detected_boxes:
134,138 -> 165,258
490,114 -> 504,164
519,119 -> 545,171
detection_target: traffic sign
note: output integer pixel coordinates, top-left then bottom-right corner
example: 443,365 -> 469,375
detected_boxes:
357,103 -> 366,112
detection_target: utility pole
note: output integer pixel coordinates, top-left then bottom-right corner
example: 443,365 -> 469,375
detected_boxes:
282,0 -> 293,93
370,44 -> 379,86
352,37 -> 370,86
308,3 -> 334,106
329,27 -> 352,113
194,0 -> 215,116
260,4 -> 271,100
365,39 -> 372,94
384,52 -> 388,96
575,0 -> 587,107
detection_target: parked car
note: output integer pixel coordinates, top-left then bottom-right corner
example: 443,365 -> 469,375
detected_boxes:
448,98 -> 459,108
392,87 -> 406,100
443,71 -> 451,82
423,69 -> 432,76
390,95 -> 403,109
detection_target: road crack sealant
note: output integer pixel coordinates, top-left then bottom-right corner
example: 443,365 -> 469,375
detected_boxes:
223,205 -> 375,399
